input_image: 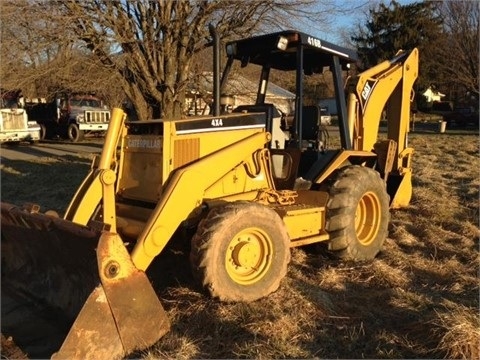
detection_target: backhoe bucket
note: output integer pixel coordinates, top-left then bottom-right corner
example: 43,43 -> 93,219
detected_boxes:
387,171 -> 413,209
1,203 -> 170,359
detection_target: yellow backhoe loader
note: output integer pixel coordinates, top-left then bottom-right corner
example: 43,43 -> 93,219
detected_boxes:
1,26 -> 418,359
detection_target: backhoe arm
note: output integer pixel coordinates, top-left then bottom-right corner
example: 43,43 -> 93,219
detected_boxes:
349,48 -> 419,155
347,49 -> 419,208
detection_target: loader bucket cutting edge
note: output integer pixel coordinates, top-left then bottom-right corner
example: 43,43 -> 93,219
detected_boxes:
54,232 -> 170,359
1,203 -> 170,359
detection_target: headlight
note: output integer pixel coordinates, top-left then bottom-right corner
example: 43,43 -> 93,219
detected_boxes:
76,114 -> 85,123
277,36 -> 288,51
226,43 -> 236,56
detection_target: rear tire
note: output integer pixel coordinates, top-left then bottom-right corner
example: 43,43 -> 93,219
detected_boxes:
39,124 -> 47,140
39,123 -> 56,140
67,123 -> 84,142
190,202 -> 290,302
325,165 -> 389,261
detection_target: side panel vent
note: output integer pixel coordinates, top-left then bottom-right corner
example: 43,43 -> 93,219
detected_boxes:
173,138 -> 200,169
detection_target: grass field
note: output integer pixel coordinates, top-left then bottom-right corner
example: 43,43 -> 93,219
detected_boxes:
1,130 -> 479,359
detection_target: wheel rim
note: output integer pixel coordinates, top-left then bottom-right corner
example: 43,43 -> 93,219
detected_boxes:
355,191 -> 381,246
225,227 -> 273,285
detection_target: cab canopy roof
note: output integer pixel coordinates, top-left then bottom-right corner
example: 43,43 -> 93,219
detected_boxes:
225,30 -> 358,73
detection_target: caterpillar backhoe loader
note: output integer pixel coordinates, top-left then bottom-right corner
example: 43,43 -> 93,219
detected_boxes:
1,26 -> 418,359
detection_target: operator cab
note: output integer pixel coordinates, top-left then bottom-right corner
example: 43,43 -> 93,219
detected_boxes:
221,31 -> 358,189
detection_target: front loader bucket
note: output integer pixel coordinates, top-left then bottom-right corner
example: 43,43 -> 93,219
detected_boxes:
1,202 -> 170,359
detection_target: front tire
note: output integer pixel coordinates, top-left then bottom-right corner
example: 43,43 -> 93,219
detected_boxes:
190,202 -> 291,302
326,165 -> 389,261
39,124 -> 46,140
67,123 -> 84,142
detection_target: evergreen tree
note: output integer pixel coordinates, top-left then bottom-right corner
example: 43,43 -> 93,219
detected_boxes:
351,1 -> 444,91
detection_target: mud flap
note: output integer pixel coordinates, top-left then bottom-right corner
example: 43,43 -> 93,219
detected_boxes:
53,232 -> 170,359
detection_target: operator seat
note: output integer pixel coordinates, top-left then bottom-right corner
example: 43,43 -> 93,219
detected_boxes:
301,105 -> 321,142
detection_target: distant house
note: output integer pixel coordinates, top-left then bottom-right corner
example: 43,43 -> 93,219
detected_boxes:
186,72 -> 295,116
422,87 -> 446,103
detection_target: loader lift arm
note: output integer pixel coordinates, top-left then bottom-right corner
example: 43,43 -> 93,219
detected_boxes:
63,108 -> 126,227
51,109 -> 172,359
131,131 -> 273,270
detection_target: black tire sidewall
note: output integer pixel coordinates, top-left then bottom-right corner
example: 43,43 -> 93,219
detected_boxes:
326,166 -> 389,261
191,202 -> 290,302
67,123 -> 83,142
39,124 -> 46,140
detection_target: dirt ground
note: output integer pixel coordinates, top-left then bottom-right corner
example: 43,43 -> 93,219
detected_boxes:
1,333 -> 28,359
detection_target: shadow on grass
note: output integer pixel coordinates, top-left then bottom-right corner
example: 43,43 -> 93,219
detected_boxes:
131,245 -> 458,359
3,232 -> 476,359
289,254 -> 448,359
1,157 -> 90,214
40,138 -> 105,149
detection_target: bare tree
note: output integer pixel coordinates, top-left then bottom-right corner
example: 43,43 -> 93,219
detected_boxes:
437,1 -> 479,102
1,0 -> 340,120
0,0 -> 125,105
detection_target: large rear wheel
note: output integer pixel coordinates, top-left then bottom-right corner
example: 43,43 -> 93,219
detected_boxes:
325,166 -> 389,261
190,202 -> 290,302
39,124 -> 46,140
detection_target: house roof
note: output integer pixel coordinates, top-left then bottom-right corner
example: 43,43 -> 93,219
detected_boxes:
194,72 -> 295,100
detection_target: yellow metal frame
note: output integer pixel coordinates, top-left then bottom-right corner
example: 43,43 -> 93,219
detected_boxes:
64,108 -> 126,228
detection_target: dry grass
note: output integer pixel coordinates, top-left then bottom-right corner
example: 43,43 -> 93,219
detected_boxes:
1,131 -> 479,359
434,303 -> 480,360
